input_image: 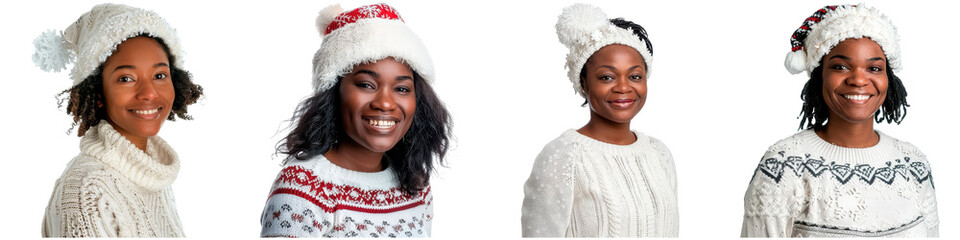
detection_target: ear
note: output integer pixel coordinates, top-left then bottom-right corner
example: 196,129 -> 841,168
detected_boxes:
579,77 -> 588,91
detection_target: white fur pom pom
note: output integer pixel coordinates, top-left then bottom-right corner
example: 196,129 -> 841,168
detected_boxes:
556,3 -> 608,47
32,30 -> 74,72
316,4 -> 344,36
784,50 -> 807,75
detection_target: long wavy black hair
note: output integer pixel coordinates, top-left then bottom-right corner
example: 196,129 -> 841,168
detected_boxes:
57,34 -> 204,136
578,18 -> 652,106
798,61 -> 909,131
279,71 -> 451,196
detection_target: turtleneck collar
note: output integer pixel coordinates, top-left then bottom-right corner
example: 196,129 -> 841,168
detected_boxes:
79,120 -> 180,191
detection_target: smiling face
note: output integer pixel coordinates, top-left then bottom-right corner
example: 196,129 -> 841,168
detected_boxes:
821,37 -> 888,125
582,44 -> 647,124
339,57 -> 417,153
100,36 -> 175,144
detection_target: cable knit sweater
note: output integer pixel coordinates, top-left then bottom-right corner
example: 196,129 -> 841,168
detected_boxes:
42,120 -> 184,237
522,129 -> 679,237
742,129 -> 939,237
260,155 -> 433,238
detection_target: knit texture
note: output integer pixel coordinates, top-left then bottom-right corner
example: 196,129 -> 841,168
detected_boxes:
261,155 -> 433,237
742,130 -> 938,237
42,120 -> 184,237
522,129 -> 678,237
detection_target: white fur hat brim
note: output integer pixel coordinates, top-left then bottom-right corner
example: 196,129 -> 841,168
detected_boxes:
556,4 -> 653,97
785,4 -> 900,76
312,6 -> 434,93
33,3 -> 184,87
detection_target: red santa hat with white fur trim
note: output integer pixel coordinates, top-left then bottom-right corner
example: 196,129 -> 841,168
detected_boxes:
312,3 -> 434,93
784,4 -> 900,76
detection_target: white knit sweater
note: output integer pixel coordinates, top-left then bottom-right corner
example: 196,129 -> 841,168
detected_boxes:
521,129 -> 679,237
42,120 -> 184,237
260,155 -> 433,238
742,129 -> 939,237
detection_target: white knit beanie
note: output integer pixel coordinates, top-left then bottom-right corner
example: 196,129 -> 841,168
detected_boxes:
312,3 -> 434,93
556,3 -> 653,97
32,3 -> 184,87
784,4 -> 900,76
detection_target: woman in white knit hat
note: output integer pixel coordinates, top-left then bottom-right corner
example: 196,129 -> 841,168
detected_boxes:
36,3 -> 203,238
521,3 -> 678,238
741,4 -> 938,237
260,3 -> 450,238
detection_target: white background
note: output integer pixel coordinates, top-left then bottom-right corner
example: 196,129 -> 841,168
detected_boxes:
0,0 -> 956,239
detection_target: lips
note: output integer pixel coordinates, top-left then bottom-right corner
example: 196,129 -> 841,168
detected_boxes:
608,98 -> 636,109
129,106 -> 162,119
362,116 -> 400,130
839,93 -> 874,104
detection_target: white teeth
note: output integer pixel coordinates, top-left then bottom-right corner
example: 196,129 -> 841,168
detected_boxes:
367,119 -> 396,129
843,94 -> 870,101
134,108 -> 159,115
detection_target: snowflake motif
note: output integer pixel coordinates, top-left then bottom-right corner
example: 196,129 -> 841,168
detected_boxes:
358,5 -> 382,17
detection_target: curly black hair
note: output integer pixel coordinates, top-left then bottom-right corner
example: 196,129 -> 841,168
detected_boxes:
279,71 -> 451,196
798,61 -> 909,130
57,34 -> 203,136
578,18 -> 652,106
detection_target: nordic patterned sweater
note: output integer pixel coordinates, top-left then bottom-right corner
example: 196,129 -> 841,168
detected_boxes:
521,129 -> 679,237
742,129 -> 939,237
42,120 -> 184,237
260,155 -> 433,237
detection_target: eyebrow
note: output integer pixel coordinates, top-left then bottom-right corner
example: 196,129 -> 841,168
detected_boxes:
111,62 -> 170,73
828,55 -> 885,62
599,65 -> 644,72
354,69 -> 413,81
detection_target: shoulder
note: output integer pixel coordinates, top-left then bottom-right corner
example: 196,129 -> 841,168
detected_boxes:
883,132 -> 927,160
764,130 -> 813,156
644,133 -> 671,154
56,155 -> 119,195
538,130 -> 586,156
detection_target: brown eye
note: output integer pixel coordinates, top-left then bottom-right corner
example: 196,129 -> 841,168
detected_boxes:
119,76 -> 134,83
154,73 -> 167,80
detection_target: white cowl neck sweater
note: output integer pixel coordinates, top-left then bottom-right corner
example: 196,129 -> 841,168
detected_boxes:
42,120 -> 184,237
522,129 -> 679,237
742,129 -> 938,237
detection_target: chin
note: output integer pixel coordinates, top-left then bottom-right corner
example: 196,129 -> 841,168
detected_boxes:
362,138 -> 402,153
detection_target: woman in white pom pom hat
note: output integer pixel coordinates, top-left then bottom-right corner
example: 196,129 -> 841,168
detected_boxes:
36,3 -> 203,238
259,3 -> 450,238
741,4 -> 938,237
520,3 -> 678,237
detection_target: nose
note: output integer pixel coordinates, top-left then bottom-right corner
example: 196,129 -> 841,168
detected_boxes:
613,78 -> 632,94
845,68 -> 870,87
370,88 -> 397,111
136,78 -> 160,101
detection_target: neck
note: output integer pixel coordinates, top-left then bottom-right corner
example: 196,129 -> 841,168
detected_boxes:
324,138 -> 385,172
815,118 -> 879,148
107,121 -> 148,151
577,111 -> 636,145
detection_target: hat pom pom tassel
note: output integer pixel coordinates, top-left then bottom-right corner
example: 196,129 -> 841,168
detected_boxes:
32,30 -> 74,72
784,50 -> 807,75
316,4 -> 344,36
556,3 -> 608,47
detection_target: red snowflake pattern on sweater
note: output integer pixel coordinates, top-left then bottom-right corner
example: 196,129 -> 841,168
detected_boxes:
271,165 -> 429,213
